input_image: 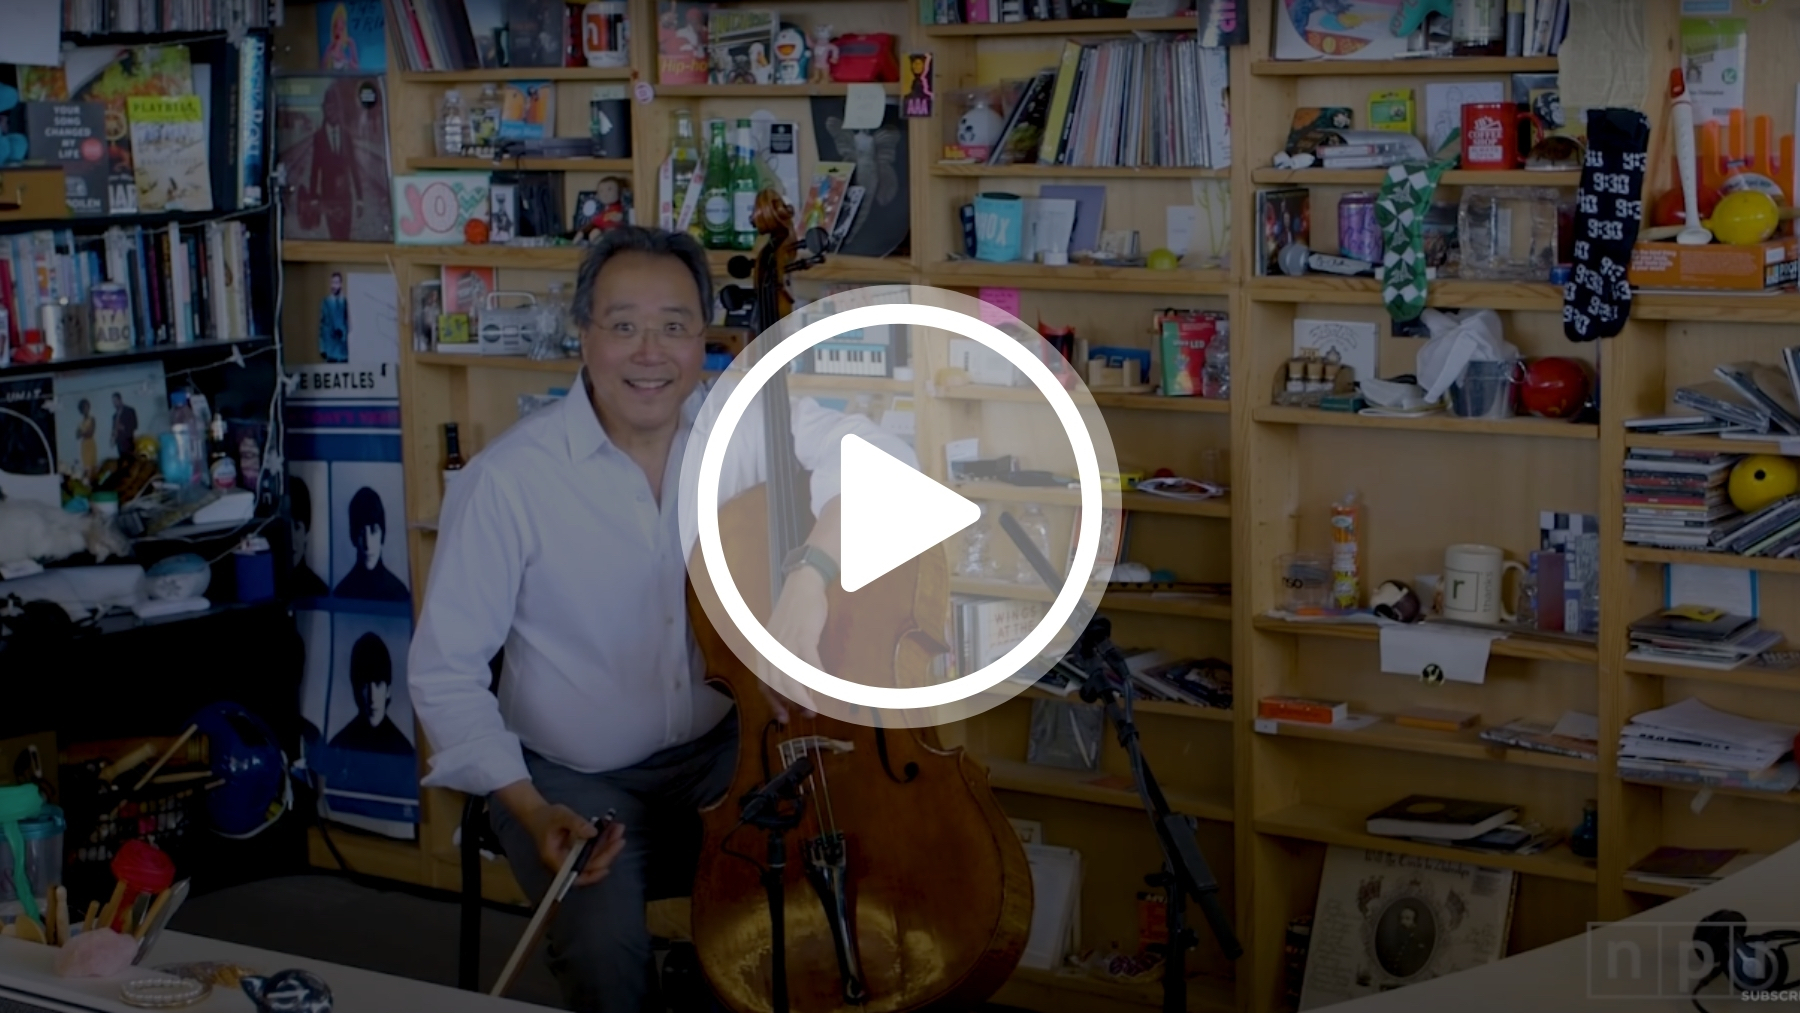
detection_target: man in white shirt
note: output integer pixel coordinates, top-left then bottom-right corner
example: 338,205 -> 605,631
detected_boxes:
408,227 -> 914,1012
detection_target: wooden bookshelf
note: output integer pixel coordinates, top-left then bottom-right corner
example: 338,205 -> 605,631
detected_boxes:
923,16 -> 1199,36
1251,168 -> 1583,187
397,66 -> 633,83
1248,56 -> 1562,76
1250,405 -> 1599,440
924,262 -> 1234,294
1248,275 -> 1565,311
405,156 -> 635,172
1254,804 -> 1598,884
933,164 -> 1231,180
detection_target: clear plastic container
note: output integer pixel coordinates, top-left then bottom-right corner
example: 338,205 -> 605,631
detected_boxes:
437,89 -> 465,157
0,804 -> 64,921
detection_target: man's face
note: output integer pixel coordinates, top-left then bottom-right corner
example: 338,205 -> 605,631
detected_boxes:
112,394 -> 122,409
330,274 -> 342,295
361,523 -> 383,568
363,680 -> 390,726
579,251 -> 705,438
1400,909 -> 1415,929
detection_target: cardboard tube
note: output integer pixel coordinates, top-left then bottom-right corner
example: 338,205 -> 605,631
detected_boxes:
98,744 -> 157,784
97,881 -> 127,933
134,725 -> 199,792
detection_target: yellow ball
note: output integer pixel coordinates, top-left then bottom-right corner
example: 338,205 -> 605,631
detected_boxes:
1146,248 -> 1179,270
1709,190 -> 1780,246
1728,455 -> 1799,513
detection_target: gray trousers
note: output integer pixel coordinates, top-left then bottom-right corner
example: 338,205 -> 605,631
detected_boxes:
489,714 -> 737,1013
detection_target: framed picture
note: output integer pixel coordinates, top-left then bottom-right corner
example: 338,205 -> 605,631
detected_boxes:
490,183 -> 518,243
393,172 -> 491,244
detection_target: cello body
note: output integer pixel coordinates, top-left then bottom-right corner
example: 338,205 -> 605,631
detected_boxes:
687,193 -> 1032,1013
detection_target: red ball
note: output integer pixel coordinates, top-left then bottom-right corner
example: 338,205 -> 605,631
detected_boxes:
1653,186 -> 1721,228
1520,357 -> 1590,418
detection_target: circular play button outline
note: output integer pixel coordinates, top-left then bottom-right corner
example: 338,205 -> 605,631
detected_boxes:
689,299 -> 1105,712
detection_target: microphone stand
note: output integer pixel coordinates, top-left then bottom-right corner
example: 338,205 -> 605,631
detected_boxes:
1001,513 -> 1243,1013
738,755 -> 814,1013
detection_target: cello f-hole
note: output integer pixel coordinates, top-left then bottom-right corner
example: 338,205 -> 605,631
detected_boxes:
874,727 -> 920,785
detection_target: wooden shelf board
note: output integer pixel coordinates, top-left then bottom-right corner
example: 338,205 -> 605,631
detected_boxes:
390,244 -> 584,269
1253,405 -> 1598,440
1090,392 -> 1230,413
1634,291 -> 1800,324
951,481 -> 1231,518
1250,56 -> 1562,77
925,261 -> 1232,295
1622,658 -> 1800,693
787,374 -> 914,394
1250,614 -> 1600,664
989,681 -> 1235,724
1255,804 -> 1598,883
924,16 -> 1200,36
1623,546 -> 1800,576
282,241 -> 403,264
399,67 -> 631,83
652,82 -> 901,97
933,163 -> 1228,179
1621,778 -> 1800,807
998,967 -> 1236,1012
406,156 -> 633,172
413,351 -> 581,372
1256,715 -> 1598,774
1622,877 -> 1695,899
1249,275 -> 1563,311
1251,168 -> 1581,187
982,756 -> 1233,823
950,577 -> 1233,621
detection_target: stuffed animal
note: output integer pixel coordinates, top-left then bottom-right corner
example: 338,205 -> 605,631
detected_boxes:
773,23 -> 810,85
0,499 -> 128,566
809,25 -> 837,85
0,84 -> 28,165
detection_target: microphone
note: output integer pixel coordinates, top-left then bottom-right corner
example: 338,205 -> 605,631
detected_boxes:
739,754 -> 814,824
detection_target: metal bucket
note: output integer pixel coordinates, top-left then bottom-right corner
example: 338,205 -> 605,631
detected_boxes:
1448,360 -> 1524,419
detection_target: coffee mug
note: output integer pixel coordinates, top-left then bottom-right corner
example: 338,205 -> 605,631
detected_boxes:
1441,543 -> 1526,625
1460,102 -> 1533,170
582,1 -> 629,68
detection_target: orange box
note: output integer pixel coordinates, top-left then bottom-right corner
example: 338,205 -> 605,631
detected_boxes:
1628,236 -> 1800,292
1257,696 -> 1347,724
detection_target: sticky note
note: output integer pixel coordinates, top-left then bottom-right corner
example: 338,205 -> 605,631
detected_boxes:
977,287 -> 1021,325
843,84 -> 888,131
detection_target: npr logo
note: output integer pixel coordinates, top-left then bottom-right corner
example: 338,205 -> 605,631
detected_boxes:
1587,922 -> 1799,1001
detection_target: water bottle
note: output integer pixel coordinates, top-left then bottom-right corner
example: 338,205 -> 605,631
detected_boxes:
437,90 -> 466,157
542,282 -> 573,357
1013,504 -> 1052,584
1202,329 -> 1230,400
958,506 -> 999,580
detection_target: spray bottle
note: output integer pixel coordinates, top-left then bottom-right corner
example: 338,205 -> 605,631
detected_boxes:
1330,490 -> 1363,610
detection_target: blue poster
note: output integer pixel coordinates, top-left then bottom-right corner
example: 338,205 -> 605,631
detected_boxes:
317,0 -> 387,73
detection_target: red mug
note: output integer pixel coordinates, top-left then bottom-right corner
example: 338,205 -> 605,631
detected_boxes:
1460,102 -> 1532,170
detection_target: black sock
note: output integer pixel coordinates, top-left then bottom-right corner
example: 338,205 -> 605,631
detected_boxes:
1563,108 -> 1651,342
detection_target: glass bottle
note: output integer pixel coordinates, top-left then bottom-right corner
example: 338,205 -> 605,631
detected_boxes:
437,89 -> 465,157
443,423 -> 466,494
958,506 -> 999,580
1201,329 -> 1230,400
731,119 -> 760,251
1570,799 -> 1599,859
669,110 -> 701,237
1451,0 -> 1506,56
701,120 -> 734,249
542,282 -> 575,356
1012,505 -> 1052,585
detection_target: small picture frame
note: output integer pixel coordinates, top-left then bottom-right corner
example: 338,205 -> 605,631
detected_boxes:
489,184 -> 518,244
573,189 -> 600,232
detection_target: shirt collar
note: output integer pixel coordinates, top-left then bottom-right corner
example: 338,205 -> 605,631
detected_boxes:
563,367 -> 708,463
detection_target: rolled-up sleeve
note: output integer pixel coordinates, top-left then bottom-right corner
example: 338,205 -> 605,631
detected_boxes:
790,397 -> 919,516
408,465 -> 534,796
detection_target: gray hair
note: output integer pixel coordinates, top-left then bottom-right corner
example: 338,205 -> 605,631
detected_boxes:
570,226 -> 714,332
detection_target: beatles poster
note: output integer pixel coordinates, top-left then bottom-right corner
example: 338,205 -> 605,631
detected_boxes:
287,363 -> 417,837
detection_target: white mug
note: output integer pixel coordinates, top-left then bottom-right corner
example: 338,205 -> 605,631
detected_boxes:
1441,543 -> 1525,625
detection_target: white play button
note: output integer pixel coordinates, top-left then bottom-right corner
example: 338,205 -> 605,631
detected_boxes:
839,434 -> 981,593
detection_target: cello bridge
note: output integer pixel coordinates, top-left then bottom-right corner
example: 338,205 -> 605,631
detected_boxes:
778,736 -> 854,769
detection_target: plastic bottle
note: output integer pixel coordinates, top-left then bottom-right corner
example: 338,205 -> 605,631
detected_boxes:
437,90 -> 466,157
1013,504 -> 1052,584
958,506 -> 998,579
470,83 -> 501,152
731,119 -> 760,251
701,120 -> 734,248
1330,489 -> 1362,610
542,282 -> 574,356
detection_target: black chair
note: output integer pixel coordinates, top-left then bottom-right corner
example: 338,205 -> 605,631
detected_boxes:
456,793 -> 711,1009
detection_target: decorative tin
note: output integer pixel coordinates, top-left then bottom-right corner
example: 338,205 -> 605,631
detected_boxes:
1338,191 -> 1381,265
92,282 -> 133,353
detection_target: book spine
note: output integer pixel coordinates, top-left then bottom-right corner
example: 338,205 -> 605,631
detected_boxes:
1038,41 -> 1083,165
169,223 -> 192,346
1257,697 -> 1347,724
237,34 -> 267,208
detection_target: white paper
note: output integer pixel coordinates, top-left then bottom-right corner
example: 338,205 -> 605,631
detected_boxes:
1379,624 -> 1505,684
1666,564 -> 1758,618
843,84 -> 888,131
1630,697 -> 1799,750
1021,844 -> 1082,970
1551,710 -> 1600,742
1028,198 -> 1077,259
0,0 -> 63,67
1166,205 -> 1199,257
347,272 -> 401,366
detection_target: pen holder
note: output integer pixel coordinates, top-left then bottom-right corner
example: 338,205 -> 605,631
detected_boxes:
974,192 -> 1023,262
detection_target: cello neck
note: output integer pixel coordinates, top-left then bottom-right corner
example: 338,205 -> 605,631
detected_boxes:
750,191 -> 810,589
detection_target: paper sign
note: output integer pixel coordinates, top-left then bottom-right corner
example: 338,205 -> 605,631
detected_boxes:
977,287 -> 1021,326
0,0 -> 61,67
1551,711 -> 1600,742
843,84 -> 888,131
1166,205 -> 1199,256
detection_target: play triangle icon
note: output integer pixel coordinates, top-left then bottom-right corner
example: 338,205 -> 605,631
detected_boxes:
839,434 -> 981,593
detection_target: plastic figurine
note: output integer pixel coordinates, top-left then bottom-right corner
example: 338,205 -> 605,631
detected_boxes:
594,177 -> 629,231
773,23 -> 810,85
810,25 -> 837,84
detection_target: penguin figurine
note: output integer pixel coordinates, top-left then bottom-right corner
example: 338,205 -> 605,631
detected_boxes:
241,969 -> 333,1013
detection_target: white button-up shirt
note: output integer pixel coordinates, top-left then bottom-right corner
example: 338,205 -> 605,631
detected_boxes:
408,372 -> 915,796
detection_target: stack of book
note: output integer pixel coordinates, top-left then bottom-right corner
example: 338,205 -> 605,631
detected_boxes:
1625,847 -> 1766,891
1119,652 -> 1232,710
953,595 -> 1047,680
1618,697 -> 1800,794
1626,607 -> 1782,671
1621,448 -> 1743,550
1479,712 -> 1600,761
1024,36 -> 1230,169
1365,795 -> 1557,855
1313,131 -> 1427,171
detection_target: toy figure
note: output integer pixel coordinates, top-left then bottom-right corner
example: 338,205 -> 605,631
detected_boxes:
810,25 -> 837,84
595,176 -> 629,230
774,23 -> 810,85
729,51 -> 755,85
750,42 -> 772,84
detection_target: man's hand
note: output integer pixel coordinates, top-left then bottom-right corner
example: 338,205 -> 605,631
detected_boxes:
762,565 -> 825,724
496,782 -> 628,887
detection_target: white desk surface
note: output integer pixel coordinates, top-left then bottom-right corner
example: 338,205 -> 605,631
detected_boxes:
0,930 -> 554,1012
1338,835 -> 1800,1011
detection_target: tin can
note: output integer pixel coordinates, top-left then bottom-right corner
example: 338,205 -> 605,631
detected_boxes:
92,283 -> 133,353
1338,192 -> 1382,265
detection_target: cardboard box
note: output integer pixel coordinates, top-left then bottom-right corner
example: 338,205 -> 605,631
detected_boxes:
1628,236 -> 1800,292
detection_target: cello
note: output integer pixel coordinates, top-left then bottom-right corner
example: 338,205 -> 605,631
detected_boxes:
687,190 -> 1032,1012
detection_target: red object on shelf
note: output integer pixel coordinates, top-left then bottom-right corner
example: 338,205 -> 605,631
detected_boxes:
1519,357 -> 1590,419
829,33 -> 899,83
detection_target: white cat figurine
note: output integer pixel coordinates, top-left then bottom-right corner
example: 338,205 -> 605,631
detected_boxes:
0,499 -> 128,567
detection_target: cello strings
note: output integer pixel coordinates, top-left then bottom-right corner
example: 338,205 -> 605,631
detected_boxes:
811,720 -> 840,838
